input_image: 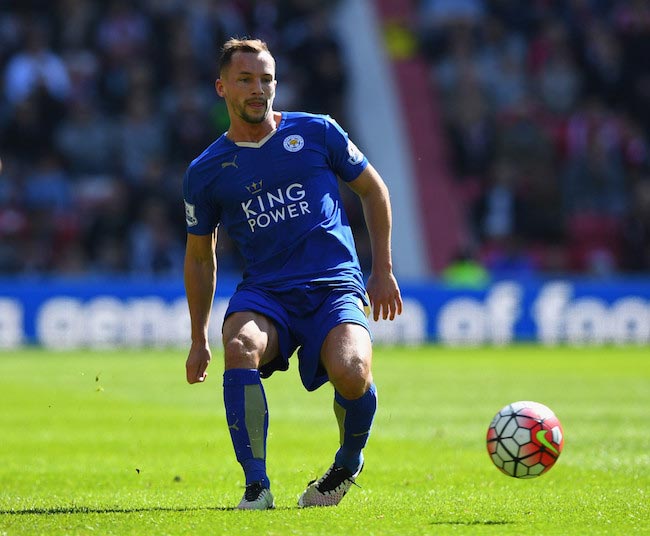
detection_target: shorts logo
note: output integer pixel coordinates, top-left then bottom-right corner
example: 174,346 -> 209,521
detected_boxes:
283,135 -> 304,152
184,200 -> 198,227
359,295 -> 371,317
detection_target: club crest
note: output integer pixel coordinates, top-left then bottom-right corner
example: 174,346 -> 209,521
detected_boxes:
283,135 -> 304,152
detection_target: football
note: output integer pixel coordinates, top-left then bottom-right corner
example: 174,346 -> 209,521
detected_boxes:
486,400 -> 564,478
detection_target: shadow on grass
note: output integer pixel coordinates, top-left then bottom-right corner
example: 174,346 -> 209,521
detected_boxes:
0,505 -> 294,515
430,520 -> 512,526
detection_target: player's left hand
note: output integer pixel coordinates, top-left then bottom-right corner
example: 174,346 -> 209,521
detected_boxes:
366,270 -> 403,321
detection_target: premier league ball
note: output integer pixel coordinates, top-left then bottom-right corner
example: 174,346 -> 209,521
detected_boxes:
486,401 -> 564,478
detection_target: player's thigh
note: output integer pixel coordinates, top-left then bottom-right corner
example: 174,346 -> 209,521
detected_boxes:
320,323 -> 373,398
222,311 -> 280,370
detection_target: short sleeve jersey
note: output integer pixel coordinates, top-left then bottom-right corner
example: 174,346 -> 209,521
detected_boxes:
183,112 -> 368,294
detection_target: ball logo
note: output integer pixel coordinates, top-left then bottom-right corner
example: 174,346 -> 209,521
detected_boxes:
535,429 -> 559,455
283,135 -> 304,152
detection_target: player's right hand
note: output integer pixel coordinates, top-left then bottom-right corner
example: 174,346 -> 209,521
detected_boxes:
366,270 -> 403,322
186,341 -> 211,384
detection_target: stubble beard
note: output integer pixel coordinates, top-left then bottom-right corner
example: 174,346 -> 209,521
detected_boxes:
238,100 -> 271,124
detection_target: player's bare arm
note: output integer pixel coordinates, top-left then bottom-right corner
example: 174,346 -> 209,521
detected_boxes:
184,231 -> 217,383
347,164 -> 403,321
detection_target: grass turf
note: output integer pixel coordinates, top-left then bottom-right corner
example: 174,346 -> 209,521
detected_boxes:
0,345 -> 648,535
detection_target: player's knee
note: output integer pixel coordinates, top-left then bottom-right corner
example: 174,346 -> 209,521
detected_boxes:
223,333 -> 264,369
329,354 -> 372,399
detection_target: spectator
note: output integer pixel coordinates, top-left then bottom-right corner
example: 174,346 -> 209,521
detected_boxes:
23,150 -> 72,212
54,99 -> 117,175
287,9 -> 348,121
473,158 -> 522,242
81,178 -> 131,274
442,246 -> 490,288
562,122 -> 628,217
535,41 -> 582,115
621,178 -> 650,272
1,97 -> 48,161
129,197 -> 184,275
117,90 -> 167,181
53,0 -> 98,50
3,19 -> 71,106
445,82 -> 496,182
579,20 -> 625,107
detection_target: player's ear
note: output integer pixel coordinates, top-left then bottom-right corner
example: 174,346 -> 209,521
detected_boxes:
215,79 -> 225,97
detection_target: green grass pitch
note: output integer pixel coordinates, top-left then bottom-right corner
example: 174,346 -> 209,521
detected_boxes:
1,345 -> 648,535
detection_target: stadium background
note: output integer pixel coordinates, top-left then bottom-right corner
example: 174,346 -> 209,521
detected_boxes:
0,0 -> 648,348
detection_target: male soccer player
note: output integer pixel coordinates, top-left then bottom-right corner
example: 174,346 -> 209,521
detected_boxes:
183,38 -> 402,510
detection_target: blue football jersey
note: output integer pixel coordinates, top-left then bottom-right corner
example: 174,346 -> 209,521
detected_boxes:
183,112 -> 369,294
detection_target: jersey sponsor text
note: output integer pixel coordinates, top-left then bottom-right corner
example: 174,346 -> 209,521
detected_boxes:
241,182 -> 311,232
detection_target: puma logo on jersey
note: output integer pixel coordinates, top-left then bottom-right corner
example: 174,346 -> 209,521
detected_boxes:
222,155 -> 239,169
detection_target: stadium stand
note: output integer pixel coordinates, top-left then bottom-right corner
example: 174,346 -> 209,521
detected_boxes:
372,0 -> 466,275
413,0 -> 650,276
0,0 -> 352,276
333,0 -> 431,279
1,0 -> 649,279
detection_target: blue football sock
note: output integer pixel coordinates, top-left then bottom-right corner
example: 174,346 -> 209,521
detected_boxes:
223,368 -> 270,488
333,383 -> 377,473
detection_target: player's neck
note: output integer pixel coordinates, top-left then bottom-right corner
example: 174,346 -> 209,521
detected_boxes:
227,112 -> 281,143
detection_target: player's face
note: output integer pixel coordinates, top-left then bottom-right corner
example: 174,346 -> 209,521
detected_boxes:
217,51 -> 277,124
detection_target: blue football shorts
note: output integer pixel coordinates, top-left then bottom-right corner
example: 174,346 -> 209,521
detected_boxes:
224,285 -> 371,391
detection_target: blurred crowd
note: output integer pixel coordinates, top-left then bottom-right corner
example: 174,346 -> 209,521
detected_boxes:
0,0 -> 348,276
3,1 -> 650,280
418,0 -> 650,276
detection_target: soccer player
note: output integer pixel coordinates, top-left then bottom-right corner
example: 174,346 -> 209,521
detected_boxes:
183,38 -> 402,510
